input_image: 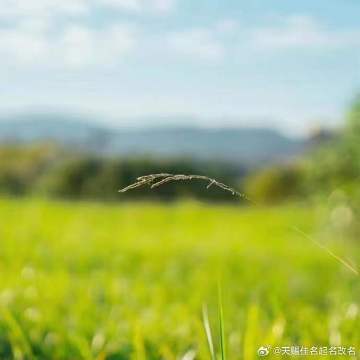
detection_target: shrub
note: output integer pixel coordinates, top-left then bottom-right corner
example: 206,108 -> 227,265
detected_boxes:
0,144 -> 60,195
244,165 -> 305,203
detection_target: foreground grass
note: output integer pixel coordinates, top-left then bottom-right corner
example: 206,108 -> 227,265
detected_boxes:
0,197 -> 359,359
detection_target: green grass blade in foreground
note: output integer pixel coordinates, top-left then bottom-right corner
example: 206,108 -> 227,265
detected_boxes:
218,282 -> 227,360
0,307 -> 34,359
202,304 -> 216,360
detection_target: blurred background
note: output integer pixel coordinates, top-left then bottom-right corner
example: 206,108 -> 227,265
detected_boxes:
0,0 -> 360,359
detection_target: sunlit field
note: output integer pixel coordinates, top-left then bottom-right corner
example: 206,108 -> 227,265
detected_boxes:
0,197 -> 359,359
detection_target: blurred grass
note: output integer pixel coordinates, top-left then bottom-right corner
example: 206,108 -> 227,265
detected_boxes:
0,197 -> 359,359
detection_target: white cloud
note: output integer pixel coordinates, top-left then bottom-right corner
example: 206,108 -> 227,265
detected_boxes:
102,0 -> 175,13
93,0 -> 176,14
0,0 -> 89,19
167,21 -> 238,62
252,15 -> 360,50
214,19 -> 238,34
96,0 -> 142,12
0,27 -> 48,64
0,0 -> 176,70
151,0 -> 175,13
0,21 -> 137,68
61,25 -> 136,67
169,28 -> 225,62
0,0 -> 176,20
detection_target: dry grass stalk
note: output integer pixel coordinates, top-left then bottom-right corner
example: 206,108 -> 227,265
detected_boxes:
119,173 -> 249,201
291,226 -> 359,276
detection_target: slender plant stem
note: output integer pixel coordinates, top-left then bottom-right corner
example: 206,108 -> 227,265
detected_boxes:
202,304 -> 216,360
218,281 -> 226,360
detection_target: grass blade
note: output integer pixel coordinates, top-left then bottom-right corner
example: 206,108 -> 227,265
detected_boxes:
0,307 -> 34,359
218,282 -> 226,360
202,304 -> 216,360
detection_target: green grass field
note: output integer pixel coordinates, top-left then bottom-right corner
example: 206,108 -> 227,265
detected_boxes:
0,197 -> 359,359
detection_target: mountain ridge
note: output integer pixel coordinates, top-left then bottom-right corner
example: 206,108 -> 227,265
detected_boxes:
0,113 -> 307,167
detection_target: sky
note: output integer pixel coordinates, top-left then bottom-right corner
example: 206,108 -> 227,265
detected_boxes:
1,0 -> 360,135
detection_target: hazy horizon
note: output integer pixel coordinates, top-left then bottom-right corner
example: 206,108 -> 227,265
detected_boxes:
0,107 -> 341,138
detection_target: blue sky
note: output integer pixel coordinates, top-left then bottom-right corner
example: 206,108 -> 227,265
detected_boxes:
1,0 -> 359,135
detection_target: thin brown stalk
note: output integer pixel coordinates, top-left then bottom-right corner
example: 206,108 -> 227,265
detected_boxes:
291,226 -> 359,276
119,173 -> 251,202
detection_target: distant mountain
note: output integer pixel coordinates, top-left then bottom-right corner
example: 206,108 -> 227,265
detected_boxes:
0,113 -> 307,167
0,114 -> 111,146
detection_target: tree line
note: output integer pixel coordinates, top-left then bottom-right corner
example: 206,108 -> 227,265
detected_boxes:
0,146 -> 245,202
